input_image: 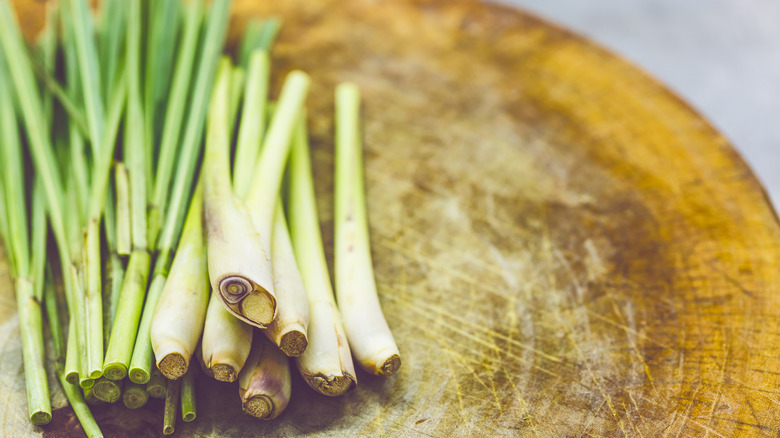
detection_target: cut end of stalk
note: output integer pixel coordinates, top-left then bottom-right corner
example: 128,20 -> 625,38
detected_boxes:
123,389 -> 148,409
80,378 -> 95,389
147,385 -> 167,399
65,371 -> 79,385
102,362 -> 128,381
239,291 -> 275,326
219,276 -> 252,304
279,330 -> 308,357
378,354 -> 401,376
159,353 -> 187,380
30,411 -> 52,426
93,379 -> 122,403
163,425 -> 175,435
212,363 -> 238,382
183,412 -> 196,422
242,395 -> 273,419
304,373 -> 357,397
129,367 -> 151,385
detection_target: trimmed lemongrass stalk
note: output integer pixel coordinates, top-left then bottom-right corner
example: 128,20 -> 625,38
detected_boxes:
128,273 -> 166,384
151,0 -> 229,251
201,292 -> 253,382
232,50 -> 270,198
0,74 -> 51,424
288,119 -> 357,396
115,163 -> 131,256
264,203 -> 310,357
123,382 -> 148,409
92,377 -> 122,403
149,0 -> 202,245
104,0 -> 150,381
238,334 -> 291,419
59,376 -> 104,438
163,378 -> 181,436
181,367 -> 197,422
334,84 -> 400,376
204,60 -> 276,328
151,182 -> 208,380
103,250 -> 150,380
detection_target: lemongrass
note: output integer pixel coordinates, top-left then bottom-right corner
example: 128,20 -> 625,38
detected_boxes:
104,0 -> 150,381
238,333 -> 291,419
289,118 -> 357,396
148,0 -> 203,246
123,382 -> 148,409
232,50 -> 270,198
181,367 -> 197,422
151,182 -> 208,379
228,66 -> 246,131
238,19 -> 281,69
204,59 -> 276,327
98,0 -> 126,104
128,273 -> 166,384
334,83 -> 400,375
201,292 -> 253,382
92,377 -> 122,403
265,203 -> 310,357
147,368 -> 168,399
103,250 -> 150,380
83,387 -> 102,406
163,378 -> 181,435
115,163 -> 131,256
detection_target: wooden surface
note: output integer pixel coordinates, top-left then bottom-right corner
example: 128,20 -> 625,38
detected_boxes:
5,0 -> 780,436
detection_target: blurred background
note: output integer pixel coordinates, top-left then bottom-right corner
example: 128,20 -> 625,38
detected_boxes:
502,0 -> 780,209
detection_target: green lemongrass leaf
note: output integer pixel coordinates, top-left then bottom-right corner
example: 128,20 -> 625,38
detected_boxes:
156,0 -> 233,258
30,180 -> 47,302
0,176 -> 11,274
98,0 -> 126,105
256,18 -> 282,51
0,55 -> 29,278
149,0 -> 204,246
144,0 -> 181,160
233,50 -> 270,198
125,0 -> 147,250
115,163 -> 131,256
68,0 -> 105,151
37,1 -> 59,127
238,19 -> 281,68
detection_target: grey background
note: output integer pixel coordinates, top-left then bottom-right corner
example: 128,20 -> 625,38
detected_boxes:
500,0 -> 780,209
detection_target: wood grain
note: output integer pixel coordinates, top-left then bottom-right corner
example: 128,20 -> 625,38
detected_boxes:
4,0 -> 780,436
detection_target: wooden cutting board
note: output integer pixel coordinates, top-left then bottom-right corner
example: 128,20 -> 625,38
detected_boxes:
5,0 -> 780,436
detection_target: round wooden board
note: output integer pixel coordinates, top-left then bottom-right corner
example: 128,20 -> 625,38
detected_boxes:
5,0 -> 780,436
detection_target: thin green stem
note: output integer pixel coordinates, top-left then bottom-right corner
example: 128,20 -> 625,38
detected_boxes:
98,0 -> 126,106
125,0 -> 147,251
69,0 -> 105,151
181,367 -> 197,422
58,374 -> 104,437
128,273 -> 166,384
163,378 -> 181,435
115,163 -> 131,256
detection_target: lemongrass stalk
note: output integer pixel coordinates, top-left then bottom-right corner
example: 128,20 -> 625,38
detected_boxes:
289,119 -> 357,396
69,0 -> 105,151
163,378 -> 181,435
0,68 -> 51,424
115,163 -> 131,256
64,319 -> 80,384
181,367 -> 197,422
72,263 -> 93,388
155,0 -> 233,259
334,83 -> 400,375
103,250 -> 150,380
245,70 -> 310,253
83,387 -> 102,406
228,66 -> 245,132
92,377 -> 122,403
147,368 -> 167,399
32,61 -> 90,139
264,203 -> 309,357
144,0 -> 181,159
44,273 -> 65,365
59,376 -> 104,438
204,60 -> 276,327
201,292 -> 253,382
83,219 -> 104,380
128,273 -> 166,384
151,182 -> 208,380
125,0 -> 147,252
38,1 -> 58,127
147,0 -> 203,246
123,382 -> 148,409
233,50 -> 271,199
238,333 -> 291,419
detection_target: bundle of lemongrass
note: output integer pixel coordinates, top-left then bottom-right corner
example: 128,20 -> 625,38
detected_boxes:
0,0 -> 399,435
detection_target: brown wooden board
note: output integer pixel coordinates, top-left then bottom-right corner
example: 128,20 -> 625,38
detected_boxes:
4,0 -> 780,436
